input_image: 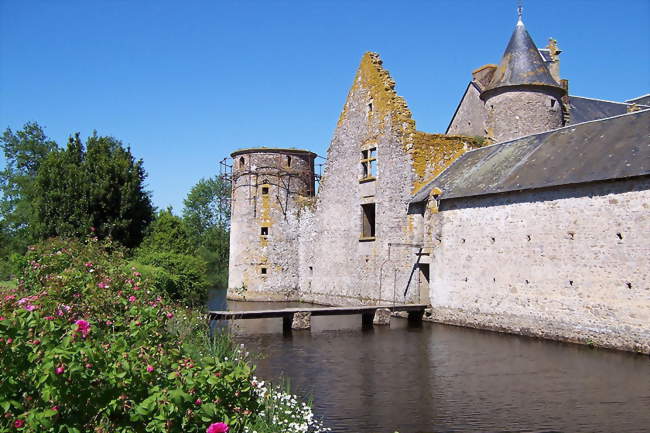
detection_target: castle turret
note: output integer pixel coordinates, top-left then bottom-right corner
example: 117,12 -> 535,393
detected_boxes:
481,13 -> 566,142
228,148 -> 316,300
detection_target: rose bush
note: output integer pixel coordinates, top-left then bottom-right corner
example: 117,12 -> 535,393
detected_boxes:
0,237 -> 258,432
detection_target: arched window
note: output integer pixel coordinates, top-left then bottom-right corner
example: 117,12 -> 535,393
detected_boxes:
287,155 -> 292,167
239,157 -> 245,168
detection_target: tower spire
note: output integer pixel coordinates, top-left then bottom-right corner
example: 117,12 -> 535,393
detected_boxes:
517,2 -> 523,25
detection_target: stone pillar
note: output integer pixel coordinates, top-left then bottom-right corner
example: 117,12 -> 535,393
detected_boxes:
373,308 -> 391,325
291,312 -> 311,330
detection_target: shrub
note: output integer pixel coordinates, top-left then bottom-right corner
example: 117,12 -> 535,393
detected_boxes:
133,251 -> 209,307
0,238 -> 258,432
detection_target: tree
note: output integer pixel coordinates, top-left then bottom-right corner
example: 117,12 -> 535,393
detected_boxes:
0,122 -> 58,253
31,132 -> 154,248
138,209 -> 193,255
182,175 -> 231,289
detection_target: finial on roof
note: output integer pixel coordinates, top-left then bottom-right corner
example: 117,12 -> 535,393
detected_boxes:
517,2 -> 524,25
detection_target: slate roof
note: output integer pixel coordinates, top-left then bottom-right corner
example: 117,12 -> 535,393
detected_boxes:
484,19 -> 563,93
568,96 -> 647,125
411,109 -> 650,203
626,94 -> 650,106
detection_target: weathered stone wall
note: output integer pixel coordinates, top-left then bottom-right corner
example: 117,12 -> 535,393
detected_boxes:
427,177 -> 650,354
446,83 -> 487,137
484,87 -> 564,142
228,149 -> 315,300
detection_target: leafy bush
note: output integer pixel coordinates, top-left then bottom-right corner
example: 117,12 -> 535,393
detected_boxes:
133,251 -> 209,307
0,238 -> 258,432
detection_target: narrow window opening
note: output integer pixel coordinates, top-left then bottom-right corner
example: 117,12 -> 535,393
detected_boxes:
239,157 -> 245,168
616,232 -> 623,240
569,280 -> 574,286
626,282 -> 632,289
361,203 -> 376,239
261,227 -> 269,236
261,186 -> 269,195
260,267 -> 267,275
368,102 -> 373,112
360,148 -> 377,180
308,266 -> 313,276
551,99 -> 556,108
287,155 -> 292,167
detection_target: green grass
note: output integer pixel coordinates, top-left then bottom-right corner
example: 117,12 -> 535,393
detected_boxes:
0,279 -> 17,289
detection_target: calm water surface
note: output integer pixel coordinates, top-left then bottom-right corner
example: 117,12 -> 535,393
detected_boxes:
208,290 -> 650,433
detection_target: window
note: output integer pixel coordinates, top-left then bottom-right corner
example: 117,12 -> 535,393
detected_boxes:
361,148 -> 377,180
239,157 -> 245,168
287,155 -> 292,167
261,186 -> 269,195
260,267 -> 267,275
261,227 -> 269,236
361,203 -> 376,239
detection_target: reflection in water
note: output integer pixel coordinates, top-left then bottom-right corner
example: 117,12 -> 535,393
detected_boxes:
207,289 -> 650,433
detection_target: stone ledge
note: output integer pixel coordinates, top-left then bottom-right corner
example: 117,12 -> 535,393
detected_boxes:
426,307 -> 650,355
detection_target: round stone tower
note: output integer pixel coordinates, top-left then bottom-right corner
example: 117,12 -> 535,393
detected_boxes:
481,15 -> 566,143
228,148 -> 316,300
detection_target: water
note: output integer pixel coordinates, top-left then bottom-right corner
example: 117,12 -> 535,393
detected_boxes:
208,289 -> 650,433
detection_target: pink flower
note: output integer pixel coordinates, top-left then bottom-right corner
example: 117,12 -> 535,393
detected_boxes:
128,296 -> 137,302
4,295 -> 16,301
166,312 -> 174,319
146,365 -> 154,373
195,398 -> 202,405
0,316 -> 4,321
75,320 -> 91,338
14,419 -> 25,428
133,271 -> 141,277
55,365 -> 65,375
133,285 -> 140,291
105,320 -> 113,325
85,262 -> 93,267
44,316 -> 55,320
51,405 -> 59,412
24,304 -> 38,311
6,338 -> 12,345
206,422 -> 229,433
97,282 -> 109,289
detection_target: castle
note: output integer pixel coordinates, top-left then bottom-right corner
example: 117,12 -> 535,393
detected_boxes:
227,14 -> 650,354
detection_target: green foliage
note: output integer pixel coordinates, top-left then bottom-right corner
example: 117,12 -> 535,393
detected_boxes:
0,122 -> 58,257
31,132 -> 154,248
133,252 -> 209,307
0,238 -> 259,432
138,209 -> 193,256
182,176 -> 231,289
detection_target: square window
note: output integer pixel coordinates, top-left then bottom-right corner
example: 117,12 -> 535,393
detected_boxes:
261,267 -> 267,275
261,186 -> 269,195
360,148 -> 377,180
261,227 -> 269,236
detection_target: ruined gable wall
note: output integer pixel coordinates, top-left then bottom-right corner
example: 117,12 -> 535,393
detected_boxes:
296,53 -> 486,306
427,177 -> 650,353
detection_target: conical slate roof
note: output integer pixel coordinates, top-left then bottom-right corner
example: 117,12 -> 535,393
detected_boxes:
484,18 -> 563,93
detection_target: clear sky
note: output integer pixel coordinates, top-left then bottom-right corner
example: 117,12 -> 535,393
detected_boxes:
1,0 -> 648,212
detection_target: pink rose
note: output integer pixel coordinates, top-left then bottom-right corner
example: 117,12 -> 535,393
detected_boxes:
128,296 -> 137,302
75,319 -> 91,338
55,365 -> 65,375
146,365 -> 154,373
6,338 -> 13,345
166,312 -> 174,319
14,419 -> 25,428
195,398 -> 202,405
206,423 -> 229,433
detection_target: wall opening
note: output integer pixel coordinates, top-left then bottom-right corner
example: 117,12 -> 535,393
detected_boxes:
239,156 -> 245,168
261,227 -> 269,236
361,203 -> 376,239
261,186 -> 269,195
287,155 -> 292,167
417,263 -> 430,304
260,267 -> 267,275
361,148 -> 377,179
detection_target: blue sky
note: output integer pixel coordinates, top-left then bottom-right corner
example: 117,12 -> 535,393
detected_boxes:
1,0 -> 648,212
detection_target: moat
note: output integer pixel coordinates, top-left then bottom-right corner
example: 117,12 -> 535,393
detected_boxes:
208,290 -> 650,433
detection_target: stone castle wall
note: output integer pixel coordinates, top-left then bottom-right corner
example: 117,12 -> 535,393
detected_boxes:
427,177 -> 650,354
